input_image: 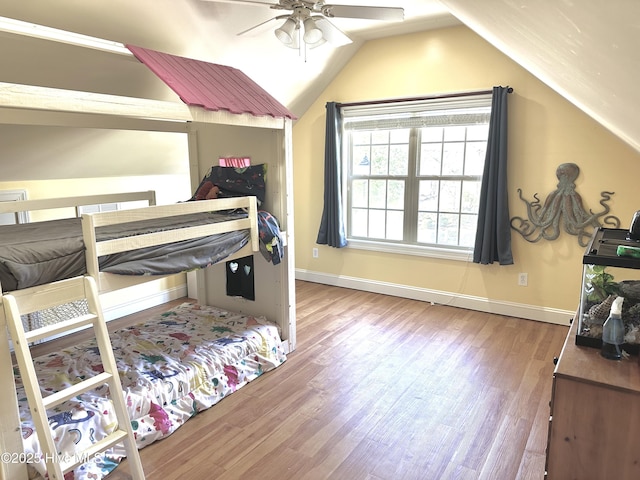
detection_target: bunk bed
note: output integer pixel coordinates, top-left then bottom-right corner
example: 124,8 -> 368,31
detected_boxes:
1,191 -> 285,480
0,17 -> 296,480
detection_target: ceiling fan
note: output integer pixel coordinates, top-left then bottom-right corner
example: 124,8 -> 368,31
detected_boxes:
205,1 -> 404,49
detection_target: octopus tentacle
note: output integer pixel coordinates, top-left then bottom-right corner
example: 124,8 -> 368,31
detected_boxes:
602,214 -> 621,228
517,189 -> 544,228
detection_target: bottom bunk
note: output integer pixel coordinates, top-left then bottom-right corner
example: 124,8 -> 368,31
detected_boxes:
15,301 -> 287,480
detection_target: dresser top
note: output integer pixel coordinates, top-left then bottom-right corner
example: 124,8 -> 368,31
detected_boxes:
556,319 -> 640,393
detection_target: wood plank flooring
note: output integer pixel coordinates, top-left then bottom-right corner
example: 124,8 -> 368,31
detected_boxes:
47,280 -> 570,480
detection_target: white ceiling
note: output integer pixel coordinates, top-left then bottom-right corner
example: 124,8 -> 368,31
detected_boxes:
0,0 -> 638,152
439,0 -> 640,154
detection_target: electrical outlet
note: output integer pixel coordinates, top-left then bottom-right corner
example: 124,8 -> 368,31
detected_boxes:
518,273 -> 528,286
312,247 -> 319,258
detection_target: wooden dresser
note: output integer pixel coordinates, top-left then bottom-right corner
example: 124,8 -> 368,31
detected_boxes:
546,319 -> 640,479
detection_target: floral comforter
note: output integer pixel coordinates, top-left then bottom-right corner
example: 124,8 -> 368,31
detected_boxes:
16,302 -> 286,479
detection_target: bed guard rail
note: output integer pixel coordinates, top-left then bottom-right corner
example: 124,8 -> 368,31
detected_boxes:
81,195 -> 259,281
0,191 -> 156,223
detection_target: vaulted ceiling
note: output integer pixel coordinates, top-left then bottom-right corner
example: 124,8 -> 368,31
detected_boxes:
439,0 -> 640,154
0,1 -> 637,152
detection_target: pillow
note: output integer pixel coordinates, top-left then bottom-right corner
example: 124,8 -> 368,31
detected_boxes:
189,164 -> 266,205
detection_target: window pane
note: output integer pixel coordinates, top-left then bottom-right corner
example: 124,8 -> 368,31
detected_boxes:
459,214 -> 477,247
353,145 -> 370,176
372,130 -> 389,144
390,129 -> 410,143
369,210 -> 386,238
464,141 -> 486,175
351,208 -> 368,237
352,131 -> 371,144
387,211 -> 404,240
444,126 -> 466,141
371,145 -> 389,175
422,127 -> 443,142
369,180 -> 387,208
420,143 -> 442,176
417,212 -> 437,243
352,179 -> 369,208
467,125 -> 489,141
389,144 -> 409,175
438,213 -> 460,245
419,180 -> 439,211
387,180 -> 405,209
442,142 -> 464,175
439,181 -> 461,212
461,181 -> 481,213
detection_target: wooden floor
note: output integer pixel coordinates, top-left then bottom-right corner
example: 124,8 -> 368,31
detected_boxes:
86,281 -> 567,480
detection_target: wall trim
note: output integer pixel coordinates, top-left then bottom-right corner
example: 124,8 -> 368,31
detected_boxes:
295,269 -> 574,326
102,284 -> 188,321
101,272 -> 575,327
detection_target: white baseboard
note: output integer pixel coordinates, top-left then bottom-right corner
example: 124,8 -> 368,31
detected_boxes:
102,284 -> 188,321
102,272 -> 575,326
295,269 -> 574,326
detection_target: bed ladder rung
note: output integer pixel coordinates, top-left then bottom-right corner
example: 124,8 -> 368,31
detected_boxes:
42,372 -> 113,410
60,429 -> 129,473
24,313 -> 98,344
2,275 -> 145,480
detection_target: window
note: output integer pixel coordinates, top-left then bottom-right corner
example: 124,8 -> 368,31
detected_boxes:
0,189 -> 29,225
78,198 -> 150,216
78,202 -> 119,215
342,95 -> 492,260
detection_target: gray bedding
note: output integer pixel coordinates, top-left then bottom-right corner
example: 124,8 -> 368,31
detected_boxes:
0,211 -> 250,291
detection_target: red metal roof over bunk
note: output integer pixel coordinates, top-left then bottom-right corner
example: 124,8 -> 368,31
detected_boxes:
126,45 -> 297,120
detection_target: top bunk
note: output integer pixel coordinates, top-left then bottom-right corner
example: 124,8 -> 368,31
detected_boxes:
0,190 -> 259,295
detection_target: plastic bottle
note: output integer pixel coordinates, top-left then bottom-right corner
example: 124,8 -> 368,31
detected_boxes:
601,296 -> 625,360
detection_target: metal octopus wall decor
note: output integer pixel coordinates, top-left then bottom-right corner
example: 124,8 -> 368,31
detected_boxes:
510,163 -> 620,247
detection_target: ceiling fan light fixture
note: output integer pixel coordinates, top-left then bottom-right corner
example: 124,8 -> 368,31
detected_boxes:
274,17 -> 297,45
302,16 -> 323,44
307,37 -> 327,49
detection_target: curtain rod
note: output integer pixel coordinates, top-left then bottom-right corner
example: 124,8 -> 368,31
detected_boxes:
335,87 -> 513,108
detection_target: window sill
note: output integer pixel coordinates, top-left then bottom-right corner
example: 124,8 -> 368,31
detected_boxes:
346,239 -> 474,262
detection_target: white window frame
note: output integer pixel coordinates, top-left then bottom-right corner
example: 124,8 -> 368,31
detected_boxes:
0,189 -> 29,225
78,199 -> 149,216
78,202 -> 120,215
341,94 -> 493,261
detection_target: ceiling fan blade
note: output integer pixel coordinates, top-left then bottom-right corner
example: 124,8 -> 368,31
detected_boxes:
236,15 -> 285,36
321,5 -> 404,21
313,16 -> 352,47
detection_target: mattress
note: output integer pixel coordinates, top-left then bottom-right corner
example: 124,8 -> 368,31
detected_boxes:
0,211 -> 250,291
15,302 -> 287,480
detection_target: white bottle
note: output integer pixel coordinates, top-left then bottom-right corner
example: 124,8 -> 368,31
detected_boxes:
601,296 -> 625,360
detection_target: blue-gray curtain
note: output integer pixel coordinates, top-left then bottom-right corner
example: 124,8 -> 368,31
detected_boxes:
473,86 -> 514,265
317,101 -> 348,247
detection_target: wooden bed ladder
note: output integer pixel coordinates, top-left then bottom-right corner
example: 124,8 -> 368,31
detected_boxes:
1,276 -> 145,480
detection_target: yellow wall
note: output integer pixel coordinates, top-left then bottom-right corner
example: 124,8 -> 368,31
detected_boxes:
292,25 -> 640,314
